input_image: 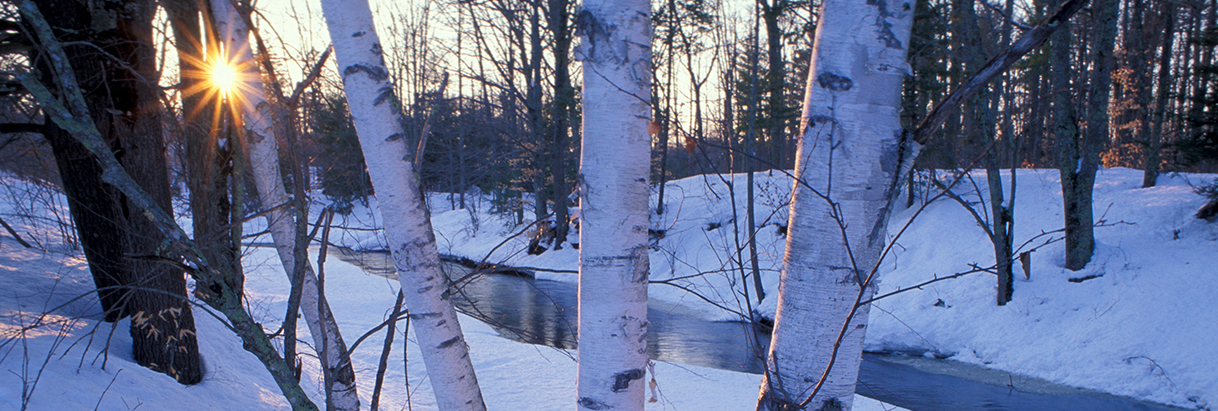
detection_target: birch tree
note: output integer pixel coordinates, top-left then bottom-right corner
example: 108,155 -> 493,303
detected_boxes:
752,0 -> 1089,407
318,0 -> 486,409
755,0 -> 913,409
573,0 -> 653,409
209,1 -> 360,408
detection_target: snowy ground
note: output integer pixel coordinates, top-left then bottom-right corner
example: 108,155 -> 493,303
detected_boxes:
0,174 -> 901,410
2,167 -> 1215,409
328,167 -> 1217,410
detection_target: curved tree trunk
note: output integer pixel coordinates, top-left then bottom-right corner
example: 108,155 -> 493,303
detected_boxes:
755,0 -> 912,409
209,1 -> 361,408
574,0 -> 653,409
318,1 -> 486,409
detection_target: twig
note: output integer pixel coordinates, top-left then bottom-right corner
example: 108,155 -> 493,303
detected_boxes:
414,72 -> 449,170
369,291 -> 405,411
317,209 -> 335,410
92,369 -> 122,411
861,265 -> 996,305
0,215 -> 33,248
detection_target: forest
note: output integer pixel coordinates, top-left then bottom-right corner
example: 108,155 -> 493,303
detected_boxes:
0,0 -> 1215,410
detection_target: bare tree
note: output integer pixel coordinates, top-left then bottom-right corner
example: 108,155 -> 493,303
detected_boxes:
18,0 -> 315,406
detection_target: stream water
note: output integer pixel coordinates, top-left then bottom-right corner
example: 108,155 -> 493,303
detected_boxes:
333,248 -> 1186,411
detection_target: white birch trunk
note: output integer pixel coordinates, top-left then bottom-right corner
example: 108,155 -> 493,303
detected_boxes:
209,2 -> 361,410
756,0 -> 912,409
573,1 -> 652,410
318,1 -> 486,410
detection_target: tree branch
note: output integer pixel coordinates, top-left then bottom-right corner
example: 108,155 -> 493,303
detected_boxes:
911,0 -> 1088,145
16,1 -> 317,408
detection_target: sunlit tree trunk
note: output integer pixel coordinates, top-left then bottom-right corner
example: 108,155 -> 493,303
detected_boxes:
318,0 -> 486,409
209,1 -> 360,408
755,0 -> 912,409
574,0 -> 653,409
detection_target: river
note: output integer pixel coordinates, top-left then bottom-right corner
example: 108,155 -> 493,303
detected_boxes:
332,248 -> 1186,411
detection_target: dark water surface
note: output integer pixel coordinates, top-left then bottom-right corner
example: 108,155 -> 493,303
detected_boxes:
335,249 -> 1185,411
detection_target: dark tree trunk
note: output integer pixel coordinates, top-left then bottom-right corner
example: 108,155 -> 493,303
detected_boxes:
31,0 -> 202,384
761,0 -> 788,168
42,122 -> 132,321
166,0 -> 242,297
32,0 -> 133,323
1050,1 -> 1082,269
1061,0 -> 1118,270
549,0 -> 573,246
1143,2 -> 1177,188
527,5 -> 547,223
112,0 -> 204,384
656,0 -> 677,215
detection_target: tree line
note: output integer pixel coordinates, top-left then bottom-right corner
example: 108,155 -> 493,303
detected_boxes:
1,0 -> 1216,410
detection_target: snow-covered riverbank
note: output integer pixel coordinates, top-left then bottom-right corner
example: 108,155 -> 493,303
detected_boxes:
0,173 -> 900,410
2,166 -> 1215,409
330,167 -> 1217,409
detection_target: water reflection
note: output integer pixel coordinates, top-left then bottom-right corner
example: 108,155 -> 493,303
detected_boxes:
450,271 -> 772,374
333,248 -> 1185,411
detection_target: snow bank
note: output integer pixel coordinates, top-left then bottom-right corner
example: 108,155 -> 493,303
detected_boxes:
0,173 -> 899,410
4,166 -> 1215,410
335,167 -> 1217,409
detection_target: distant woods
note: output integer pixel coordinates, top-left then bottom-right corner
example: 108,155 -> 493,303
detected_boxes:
300,0 -> 1218,223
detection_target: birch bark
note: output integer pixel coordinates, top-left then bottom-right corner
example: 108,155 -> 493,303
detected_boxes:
318,0 -> 486,409
209,1 -> 360,409
755,0 -> 912,409
574,0 -> 653,409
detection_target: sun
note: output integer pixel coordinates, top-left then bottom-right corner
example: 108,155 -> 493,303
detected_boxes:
208,59 -> 238,97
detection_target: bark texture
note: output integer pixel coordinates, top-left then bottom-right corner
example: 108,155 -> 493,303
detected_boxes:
318,0 -> 486,409
574,0 -> 653,409
32,0 -> 202,384
1061,0 -> 1118,270
18,1 -> 312,406
755,0 -> 912,409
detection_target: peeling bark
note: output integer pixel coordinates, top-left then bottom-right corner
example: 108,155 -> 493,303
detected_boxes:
574,0 -> 653,409
318,0 -> 486,409
756,0 -> 913,409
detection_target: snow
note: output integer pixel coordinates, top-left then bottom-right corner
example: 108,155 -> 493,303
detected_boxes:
2,167 -> 1215,410
341,167 -> 1216,410
0,174 -> 900,410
